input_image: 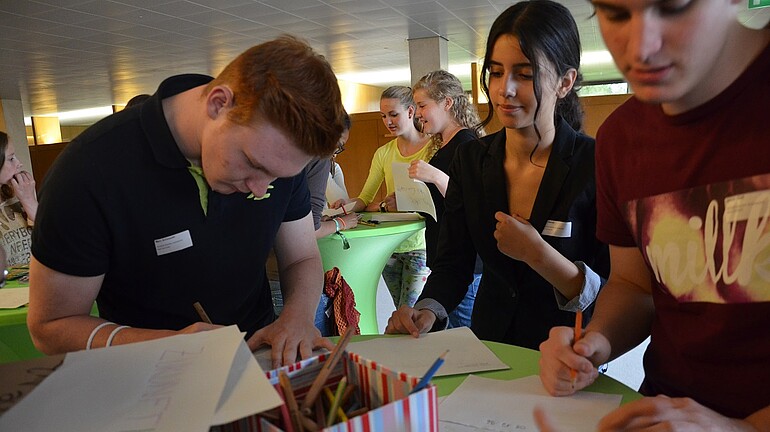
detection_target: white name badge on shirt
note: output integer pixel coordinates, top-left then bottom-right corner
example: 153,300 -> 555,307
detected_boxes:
542,220 -> 572,238
154,230 -> 193,256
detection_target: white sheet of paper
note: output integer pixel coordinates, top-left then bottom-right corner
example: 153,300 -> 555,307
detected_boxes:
322,201 -> 356,218
347,327 -> 508,377
368,212 -> 423,222
0,286 -> 29,309
391,162 -> 437,221
252,346 -> 330,372
212,339 -> 283,425
0,326 -> 243,432
439,375 -> 622,432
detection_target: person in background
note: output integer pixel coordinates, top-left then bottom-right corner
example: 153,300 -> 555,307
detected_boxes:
406,69 -> 485,328
27,36 -> 344,368
537,0 -> 770,430
306,112 -> 358,240
301,111 -> 358,336
325,113 -> 351,206
0,131 -> 37,268
332,86 -> 433,309
386,0 -> 608,350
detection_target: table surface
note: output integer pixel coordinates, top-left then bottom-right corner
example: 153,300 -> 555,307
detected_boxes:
348,334 -> 642,404
0,281 -> 31,326
323,213 -> 425,238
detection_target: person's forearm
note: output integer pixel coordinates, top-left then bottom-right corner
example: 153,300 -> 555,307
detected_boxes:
585,280 -> 654,363
526,240 -> 584,301
19,198 -> 38,223
745,404 -> 770,432
433,172 -> 450,197
315,220 -> 338,238
278,256 -> 324,320
349,197 -> 366,212
29,315 -> 176,354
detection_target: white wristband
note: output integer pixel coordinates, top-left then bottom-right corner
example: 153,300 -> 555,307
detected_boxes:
106,325 -> 130,347
86,321 -> 114,350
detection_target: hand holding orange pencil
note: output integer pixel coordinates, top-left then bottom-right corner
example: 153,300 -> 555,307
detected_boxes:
569,309 -> 583,388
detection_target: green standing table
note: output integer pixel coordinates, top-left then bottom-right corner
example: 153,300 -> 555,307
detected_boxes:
0,281 -> 43,364
0,281 -> 99,364
317,213 -> 425,335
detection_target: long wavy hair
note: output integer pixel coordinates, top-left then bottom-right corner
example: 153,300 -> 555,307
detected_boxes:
413,70 -> 486,158
479,0 -> 584,142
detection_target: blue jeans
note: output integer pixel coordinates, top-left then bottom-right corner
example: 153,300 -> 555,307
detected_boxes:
447,273 -> 481,329
271,280 -> 333,337
314,293 -> 333,337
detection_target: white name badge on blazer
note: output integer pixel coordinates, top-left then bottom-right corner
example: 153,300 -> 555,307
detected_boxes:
154,230 -> 193,256
542,220 -> 572,238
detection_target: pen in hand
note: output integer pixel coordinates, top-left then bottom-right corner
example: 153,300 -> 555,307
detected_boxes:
193,301 -> 213,324
570,309 -> 583,388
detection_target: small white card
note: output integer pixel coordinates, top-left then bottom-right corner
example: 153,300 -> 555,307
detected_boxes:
154,230 -> 193,256
542,220 -> 572,238
391,162 -> 437,221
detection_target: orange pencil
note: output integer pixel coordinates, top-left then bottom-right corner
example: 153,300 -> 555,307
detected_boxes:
570,309 -> 583,387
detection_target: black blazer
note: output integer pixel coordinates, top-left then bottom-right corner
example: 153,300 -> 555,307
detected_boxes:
419,119 -> 610,349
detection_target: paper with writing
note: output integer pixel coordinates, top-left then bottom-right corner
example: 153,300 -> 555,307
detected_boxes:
392,162 -> 437,221
0,326 -> 243,432
347,326 -> 508,377
322,201 -> 357,218
439,375 -> 622,432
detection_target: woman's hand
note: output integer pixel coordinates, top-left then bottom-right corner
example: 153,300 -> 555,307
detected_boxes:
381,193 -> 398,212
493,211 -> 543,264
385,305 -> 436,337
10,171 -> 38,221
329,198 -> 350,209
408,160 -> 439,184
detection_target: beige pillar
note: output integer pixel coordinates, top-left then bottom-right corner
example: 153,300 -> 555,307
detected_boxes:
407,36 -> 448,87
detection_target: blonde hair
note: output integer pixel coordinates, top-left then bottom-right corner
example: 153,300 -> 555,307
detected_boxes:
413,70 -> 485,157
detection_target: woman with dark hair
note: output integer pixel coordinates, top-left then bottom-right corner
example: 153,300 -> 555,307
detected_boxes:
386,0 -> 609,349
0,131 -> 37,267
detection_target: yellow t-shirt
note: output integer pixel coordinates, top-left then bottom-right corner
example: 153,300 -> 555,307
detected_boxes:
357,138 -> 433,253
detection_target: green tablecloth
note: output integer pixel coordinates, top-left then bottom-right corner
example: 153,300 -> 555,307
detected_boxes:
347,334 -> 642,404
317,213 -> 425,334
0,281 -> 99,364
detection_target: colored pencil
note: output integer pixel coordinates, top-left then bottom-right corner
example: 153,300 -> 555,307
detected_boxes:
570,309 -> 583,387
410,350 -> 448,394
193,301 -> 212,324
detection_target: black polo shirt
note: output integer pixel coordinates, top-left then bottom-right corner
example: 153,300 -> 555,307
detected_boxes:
32,74 -> 311,336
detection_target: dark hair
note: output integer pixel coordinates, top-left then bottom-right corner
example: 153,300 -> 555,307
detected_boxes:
480,0 -> 584,132
342,111 -> 351,131
0,131 -> 12,200
125,94 -> 151,108
0,131 -> 7,167
207,35 -> 345,158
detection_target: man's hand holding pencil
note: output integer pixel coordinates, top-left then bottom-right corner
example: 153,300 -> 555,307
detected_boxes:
537,319 -> 610,397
